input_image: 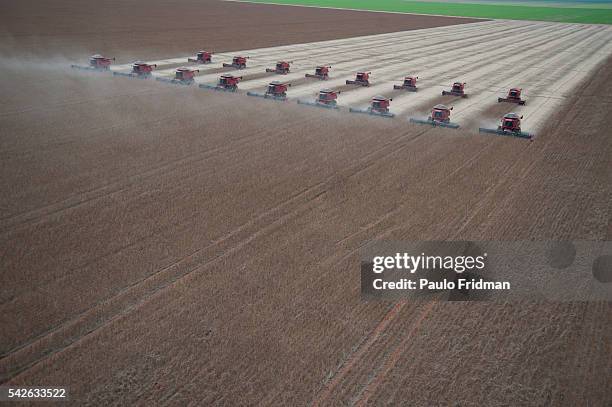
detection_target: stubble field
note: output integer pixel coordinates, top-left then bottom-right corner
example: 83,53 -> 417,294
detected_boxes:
0,0 -> 611,405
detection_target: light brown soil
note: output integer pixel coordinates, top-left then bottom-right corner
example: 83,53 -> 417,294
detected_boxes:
0,0 -> 611,406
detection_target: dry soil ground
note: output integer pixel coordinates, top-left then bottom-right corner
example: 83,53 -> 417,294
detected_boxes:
0,0 -> 611,406
0,0 -> 479,60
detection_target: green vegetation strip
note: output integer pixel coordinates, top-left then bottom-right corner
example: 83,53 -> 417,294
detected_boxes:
239,0 -> 612,24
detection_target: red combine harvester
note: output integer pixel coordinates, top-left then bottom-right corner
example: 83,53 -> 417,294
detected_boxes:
297,88 -> 341,110
247,81 -> 291,101
410,104 -> 459,129
498,88 -> 526,105
394,76 -> 418,92
346,71 -> 371,87
71,54 -> 115,71
266,61 -> 292,75
305,66 -> 331,80
349,95 -> 394,118
188,51 -> 213,64
113,61 -> 157,78
223,56 -> 249,69
479,113 -> 532,139
199,74 -> 242,92
442,82 -> 468,98
156,67 -> 199,85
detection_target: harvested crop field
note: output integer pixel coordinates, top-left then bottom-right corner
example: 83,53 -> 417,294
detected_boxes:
1,0 -> 611,405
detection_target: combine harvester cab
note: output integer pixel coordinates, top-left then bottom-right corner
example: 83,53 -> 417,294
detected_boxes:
297,89 -> 341,110
479,113 -> 533,140
71,54 -> 115,71
394,76 -> 418,92
349,95 -> 394,118
498,88 -> 526,105
305,65 -> 331,80
156,67 -> 199,85
113,61 -> 157,79
188,50 -> 213,64
346,71 -> 371,87
247,81 -> 291,101
199,74 -> 242,92
266,61 -> 292,75
409,104 -> 459,129
442,82 -> 468,98
223,56 -> 249,69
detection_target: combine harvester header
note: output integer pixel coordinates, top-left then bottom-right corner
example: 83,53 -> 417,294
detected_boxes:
71,54 -> 115,71
442,82 -> 468,98
346,71 -> 371,87
479,113 -> 533,139
297,89 -> 341,110
349,95 -> 394,118
305,66 -> 331,80
247,81 -> 291,101
156,67 -> 199,85
410,104 -> 459,129
199,74 -> 242,92
223,56 -> 249,69
498,88 -> 526,105
394,76 -> 418,92
266,61 -> 292,75
113,61 -> 157,79
188,50 -> 213,64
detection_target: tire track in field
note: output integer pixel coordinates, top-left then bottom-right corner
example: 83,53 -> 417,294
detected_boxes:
310,301 -> 408,407
3,111 -> 340,304
146,124 -> 441,404
4,120 -> 420,380
0,170 -> 331,381
337,135 -> 499,247
375,123 -> 535,241
353,301 -> 437,407
309,125 -> 532,404
156,126 -> 439,404
300,140 -> 500,402
160,126 -> 461,405
2,111 -> 404,316
298,85 -> 559,398
0,100 -> 316,233
343,135 -> 560,403
0,114 -> 322,305
0,120 -> 427,380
